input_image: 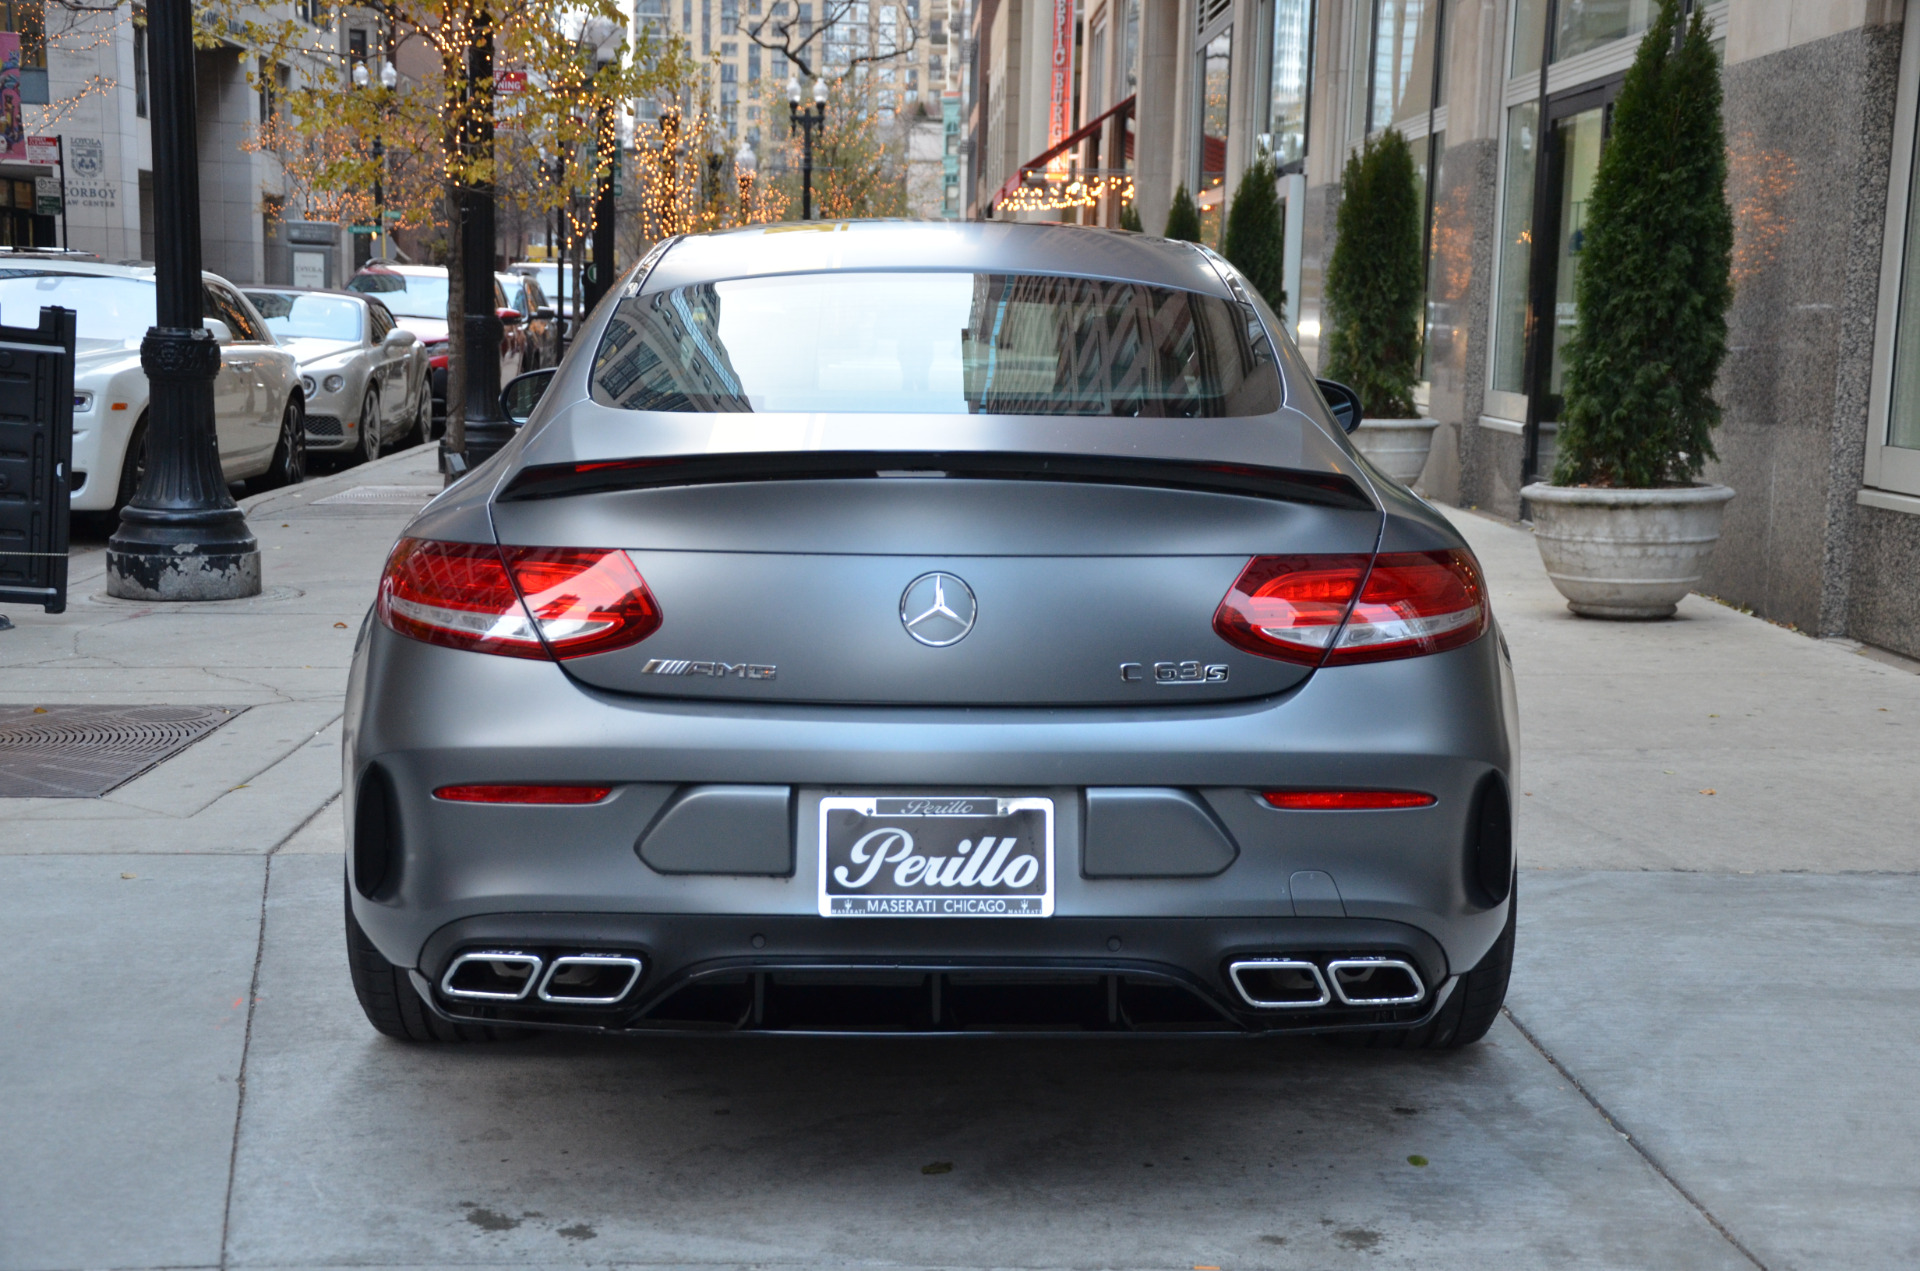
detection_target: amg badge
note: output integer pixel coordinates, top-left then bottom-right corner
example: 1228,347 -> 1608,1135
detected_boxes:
639,659 -> 777,679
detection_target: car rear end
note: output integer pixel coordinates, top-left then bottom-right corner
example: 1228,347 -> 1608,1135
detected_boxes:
343,223 -> 1516,1041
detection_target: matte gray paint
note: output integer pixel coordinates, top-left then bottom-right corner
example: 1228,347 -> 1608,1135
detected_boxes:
1081,788 -> 1240,878
638,784 -> 795,875
1289,870 -> 1346,918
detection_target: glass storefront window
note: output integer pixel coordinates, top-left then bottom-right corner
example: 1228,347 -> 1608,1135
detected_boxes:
1888,117 -> 1920,449
1267,0 -> 1313,169
1510,0 -> 1547,77
1368,0 -> 1440,131
1123,0 -> 1139,96
1198,30 -> 1232,242
1491,102 -> 1538,395
1547,106 -> 1606,409
1555,0 -> 1656,64
1421,130 -> 1446,382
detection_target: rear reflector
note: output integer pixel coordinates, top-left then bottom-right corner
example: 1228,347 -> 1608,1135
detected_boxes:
1262,790 -> 1437,810
434,784 -> 613,804
377,538 -> 661,660
1214,549 -> 1487,666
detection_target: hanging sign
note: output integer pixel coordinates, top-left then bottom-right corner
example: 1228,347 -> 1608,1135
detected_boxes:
25,135 -> 58,166
498,71 -> 528,93
1047,0 -> 1072,151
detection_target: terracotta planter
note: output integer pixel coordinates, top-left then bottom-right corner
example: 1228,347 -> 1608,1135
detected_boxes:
1351,417 -> 1439,485
1519,482 -> 1736,619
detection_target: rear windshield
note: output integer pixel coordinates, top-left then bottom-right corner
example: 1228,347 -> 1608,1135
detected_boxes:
589,271 -> 1281,416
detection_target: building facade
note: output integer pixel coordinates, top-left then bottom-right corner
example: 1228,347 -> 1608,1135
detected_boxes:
973,0 -> 1920,660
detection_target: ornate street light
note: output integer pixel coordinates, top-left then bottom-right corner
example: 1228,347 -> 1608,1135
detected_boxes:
787,74 -> 828,221
106,0 -> 260,600
353,60 -> 399,262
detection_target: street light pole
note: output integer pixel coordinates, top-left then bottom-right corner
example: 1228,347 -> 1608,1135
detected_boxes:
581,21 -> 621,318
106,0 -> 260,600
786,75 -> 828,221
454,11 -> 512,470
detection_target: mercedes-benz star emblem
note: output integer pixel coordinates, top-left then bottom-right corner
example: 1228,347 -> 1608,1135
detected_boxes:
900,572 -> 977,647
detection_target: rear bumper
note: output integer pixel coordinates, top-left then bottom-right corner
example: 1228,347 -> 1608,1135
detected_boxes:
345,619 -> 1518,1032
408,910 -> 1456,1036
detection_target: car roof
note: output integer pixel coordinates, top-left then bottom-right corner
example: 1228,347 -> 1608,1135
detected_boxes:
643,221 -> 1232,297
244,285 -> 370,299
0,258 -> 259,294
354,264 -> 446,279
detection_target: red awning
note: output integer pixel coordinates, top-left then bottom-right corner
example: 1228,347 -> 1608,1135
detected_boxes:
993,94 -> 1137,207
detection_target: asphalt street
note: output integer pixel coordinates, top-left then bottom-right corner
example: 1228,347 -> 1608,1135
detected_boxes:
2,445 -> 1916,1270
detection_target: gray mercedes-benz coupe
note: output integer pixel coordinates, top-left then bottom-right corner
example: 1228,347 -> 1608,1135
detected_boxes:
343,221 -> 1518,1048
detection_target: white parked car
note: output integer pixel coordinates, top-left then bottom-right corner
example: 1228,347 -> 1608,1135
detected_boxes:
345,264 -> 524,421
0,258 -> 305,512
244,287 -> 432,464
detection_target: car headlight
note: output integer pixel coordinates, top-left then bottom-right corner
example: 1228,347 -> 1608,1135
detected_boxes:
300,375 -> 317,396
73,391 -> 94,412
323,373 -> 347,393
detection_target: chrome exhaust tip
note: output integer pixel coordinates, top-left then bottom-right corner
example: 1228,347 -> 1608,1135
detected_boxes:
1228,959 -> 1331,1009
1327,958 -> 1426,1006
536,955 -> 645,1005
441,952 -> 543,1001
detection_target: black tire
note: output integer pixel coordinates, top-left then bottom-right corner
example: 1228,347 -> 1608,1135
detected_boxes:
355,389 -> 382,465
113,415 -> 149,511
345,886 -> 527,1043
1331,892 -> 1515,1051
259,398 -> 307,490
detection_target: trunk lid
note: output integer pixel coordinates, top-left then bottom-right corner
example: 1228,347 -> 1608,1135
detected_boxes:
489,472 -> 1381,706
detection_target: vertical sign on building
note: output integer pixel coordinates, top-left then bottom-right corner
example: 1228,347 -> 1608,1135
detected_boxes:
1048,0 -> 1073,155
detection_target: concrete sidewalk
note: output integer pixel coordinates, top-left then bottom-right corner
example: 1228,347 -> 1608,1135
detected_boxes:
1,475 -> 1915,1270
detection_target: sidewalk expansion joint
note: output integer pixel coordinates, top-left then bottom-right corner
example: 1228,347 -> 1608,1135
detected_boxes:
1502,1006 -> 1769,1271
218,855 -> 275,1271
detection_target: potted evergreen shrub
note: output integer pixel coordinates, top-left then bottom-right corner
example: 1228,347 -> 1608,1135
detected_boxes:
1223,157 -> 1286,315
1323,130 -> 1435,485
1520,0 -> 1735,619
1164,185 -> 1202,242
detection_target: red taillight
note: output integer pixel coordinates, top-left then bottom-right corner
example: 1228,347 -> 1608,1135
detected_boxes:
434,784 -> 612,804
376,538 -> 661,660
1262,790 -> 1437,810
1214,549 -> 1487,666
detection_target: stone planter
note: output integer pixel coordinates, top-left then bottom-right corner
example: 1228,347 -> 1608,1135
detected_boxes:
1519,482 -> 1737,619
1351,417 -> 1439,486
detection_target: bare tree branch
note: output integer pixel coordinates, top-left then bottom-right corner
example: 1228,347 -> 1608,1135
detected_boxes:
744,0 -> 917,81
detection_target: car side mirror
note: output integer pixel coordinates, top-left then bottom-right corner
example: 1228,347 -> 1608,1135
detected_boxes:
383,328 -> 413,346
497,307 -> 523,324
500,367 -> 557,425
535,305 -> 556,320
202,317 -> 234,345
1317,378 -> 1363,434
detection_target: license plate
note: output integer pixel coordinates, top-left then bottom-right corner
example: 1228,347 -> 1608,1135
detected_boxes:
817,795 -> 1054,917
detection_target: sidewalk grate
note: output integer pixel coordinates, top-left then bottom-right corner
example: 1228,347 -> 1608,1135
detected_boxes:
312,485 -> 441,505
0,705 -> 241,798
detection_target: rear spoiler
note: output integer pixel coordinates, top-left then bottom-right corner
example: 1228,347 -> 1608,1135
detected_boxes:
497,450 -> 1375,511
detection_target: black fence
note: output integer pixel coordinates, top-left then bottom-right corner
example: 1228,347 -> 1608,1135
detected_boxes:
0,306 -> 77,613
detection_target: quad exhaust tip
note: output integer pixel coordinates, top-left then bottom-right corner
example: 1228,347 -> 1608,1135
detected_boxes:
1227,956 -> 1427,1010
1327,957 -> 1426,1007
442,952 -> 543,1001
440,951 -> 646,1005
538,955 -> 645,1005
1228,959 -> 1331,1009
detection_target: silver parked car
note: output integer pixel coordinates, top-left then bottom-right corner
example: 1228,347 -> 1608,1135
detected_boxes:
343,222 -> 1517,1048
245,288 -> 433,463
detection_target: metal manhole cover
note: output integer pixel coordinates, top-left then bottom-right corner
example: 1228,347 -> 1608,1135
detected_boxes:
0,705 -> 243,798
312,485 -> 440,505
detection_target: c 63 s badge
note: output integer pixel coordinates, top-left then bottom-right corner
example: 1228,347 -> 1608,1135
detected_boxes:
1121,661 -> 1229,684
640,659 -> 777,679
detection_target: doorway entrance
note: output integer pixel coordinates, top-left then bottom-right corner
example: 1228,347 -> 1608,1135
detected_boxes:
1522,81 -> 1618,485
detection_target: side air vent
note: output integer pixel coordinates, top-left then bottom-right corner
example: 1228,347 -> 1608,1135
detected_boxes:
1469,773 -> 1513,907
353,763 -> 402,900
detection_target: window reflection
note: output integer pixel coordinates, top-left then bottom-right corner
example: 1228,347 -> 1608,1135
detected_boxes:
1369,0 -> 1440,131
1267,0 -> 1313,169
1491,102 -> 1539,395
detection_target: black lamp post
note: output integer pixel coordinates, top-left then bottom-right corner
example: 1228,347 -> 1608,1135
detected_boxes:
353,59 -> 398,261
787,74 -> 828,220
581,19 -> 622,318
105,0 -> 260,600
449,13 -> 512,473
